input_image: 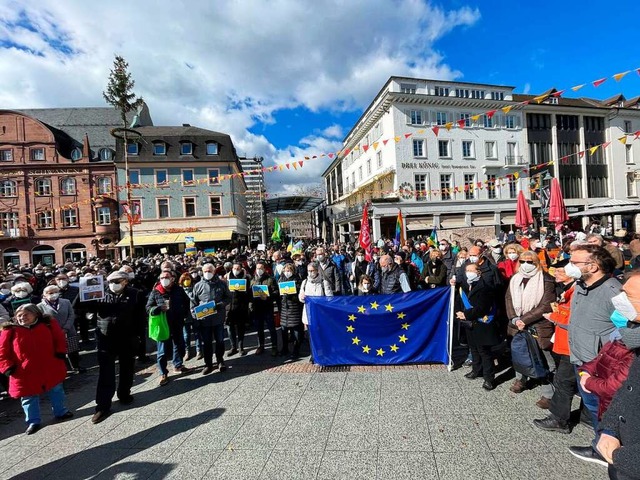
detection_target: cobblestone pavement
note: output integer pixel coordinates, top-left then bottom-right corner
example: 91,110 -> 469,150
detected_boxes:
0,337 -> 606,480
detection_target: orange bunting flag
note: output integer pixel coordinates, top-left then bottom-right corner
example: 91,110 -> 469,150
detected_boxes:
471,114 -> 481,122
456,119 -> 466,129
432,126 -> 440,137
404,133 -> 412,139
618,136 -> 628,144
502,105 -> 513,114
592,78 -> 607,87
373,142 -> 379,150
571,84 -> 585,92
279,165 -> 284,171
292,162 -> 298,170
487,110 -> 497,118
445,122 -> 453,131
613,71 -> 630,82
589,145 -> 599,155
416,129 -> 425,134
533,94 -> 548,104
353,145 -> 360,151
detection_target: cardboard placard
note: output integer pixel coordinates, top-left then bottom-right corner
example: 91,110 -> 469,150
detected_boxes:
252,284 -> 269,298
79,275 -> 105,302
229,278 -> 247,292
278,281 -> 297,295
194,301 -> 216,320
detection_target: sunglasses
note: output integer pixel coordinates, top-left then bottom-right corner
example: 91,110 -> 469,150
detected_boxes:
520,260 -> 535,264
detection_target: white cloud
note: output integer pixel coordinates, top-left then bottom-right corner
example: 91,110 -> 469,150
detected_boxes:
0,0 -> 480,193
523,83 -> 531,94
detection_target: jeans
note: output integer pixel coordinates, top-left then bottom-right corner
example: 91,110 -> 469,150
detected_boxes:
183,323 -> 202,354
96,349 -> 135,413
21,383 -> 68,425
198,323 -> 226,367
157,325 -> 186,375
253,310 -> 277,350
548,354 -> 578,425
575,365 -> 600,432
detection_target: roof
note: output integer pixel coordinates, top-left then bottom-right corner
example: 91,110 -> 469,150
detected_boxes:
512,94 -> 602,108
264,196 -> 324,214
568,199 -> 640,217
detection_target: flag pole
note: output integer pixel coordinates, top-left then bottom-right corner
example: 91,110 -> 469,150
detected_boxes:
447,284 -> 455,372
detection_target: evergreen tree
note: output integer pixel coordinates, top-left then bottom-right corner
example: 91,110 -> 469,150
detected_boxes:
103,55 -> 143,126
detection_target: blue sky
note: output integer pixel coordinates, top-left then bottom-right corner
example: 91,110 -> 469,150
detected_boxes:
1,0 -> 639,194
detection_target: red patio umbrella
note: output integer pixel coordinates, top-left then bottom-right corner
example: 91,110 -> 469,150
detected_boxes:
548,177 -> 569,231
515,190 -> 534,228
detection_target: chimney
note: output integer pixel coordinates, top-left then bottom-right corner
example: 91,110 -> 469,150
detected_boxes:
182,123 -> 191,127
83,133 -> 91,159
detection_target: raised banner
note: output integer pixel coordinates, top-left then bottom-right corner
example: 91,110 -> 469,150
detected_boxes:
306,289 -> 451,366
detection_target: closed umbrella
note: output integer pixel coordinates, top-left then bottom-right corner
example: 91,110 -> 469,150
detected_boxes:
548,178 -> 568,231
515,190 -> 534,228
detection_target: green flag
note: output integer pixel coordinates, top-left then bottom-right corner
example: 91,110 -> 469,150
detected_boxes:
271,217 -> 281,242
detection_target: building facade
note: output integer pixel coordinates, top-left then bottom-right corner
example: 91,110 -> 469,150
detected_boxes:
239,156 -> 266,245
115,125 -> 248,256
323,77 -> 528,244
0,109 -> 123,267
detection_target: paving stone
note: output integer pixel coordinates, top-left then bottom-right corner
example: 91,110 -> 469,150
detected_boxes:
316,451 -> 377,480
377,451 -> 438,480
203,449 -> 272,480
274,415 -> 333,452
229,415 -> 290,450
259,450 -> 323,480
435,452 -> 505,480
378,414 -> 431,451
325,413 -> 379,452
426,414 -> 490,453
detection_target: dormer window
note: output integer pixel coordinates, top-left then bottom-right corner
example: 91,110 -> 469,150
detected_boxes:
126,142 -> 139,155
99,148 -> 113,161
206,142 -> 218,155
180,142 -> 193,155
71,147 -> 82,161
153,142 -> 167,155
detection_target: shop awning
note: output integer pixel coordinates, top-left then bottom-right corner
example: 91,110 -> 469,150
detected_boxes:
406,217 -> 433,231
115,234 -> 180,247
471,214 -> 497,226
188,231 -> 233,242
501,214 -> 517,225
440,216 -> 467,229
568,199 -> 640,217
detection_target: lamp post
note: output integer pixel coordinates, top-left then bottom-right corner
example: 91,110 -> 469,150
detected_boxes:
537,171 -> 553,234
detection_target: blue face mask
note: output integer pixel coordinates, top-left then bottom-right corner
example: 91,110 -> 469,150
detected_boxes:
610,310 -> 630,329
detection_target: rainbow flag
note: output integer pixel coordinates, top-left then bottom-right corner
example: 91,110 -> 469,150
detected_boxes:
287,239 -> 293,252
428,227 -> 438,247
394,210 -> 405,246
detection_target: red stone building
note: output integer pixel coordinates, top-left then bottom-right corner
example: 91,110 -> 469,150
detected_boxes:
0,109 -> 125,267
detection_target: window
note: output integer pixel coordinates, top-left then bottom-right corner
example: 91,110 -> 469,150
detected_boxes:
182,169 -> 194,185
62,209 -> 78,227
486,174 -> 497,199
624,121 -> 632,133
527,113 -> 552,130
462,141 -> 474,158
409,110 -> 423,125
483,115 -> 493,128
99,148 -> 113,161
413,139 -> 426,158
459,113 -> 471,127
96,207 -> 111,225
506,142 -> 519,165
529,143 -> 551,165
70,148 -> 82,161
206,142 -> 218,155
471,89 -> 485,99
157,198 -> 169,218
464,174 -> 476,200
0,180 -> 17,197
438,140 -> 450,158
414,174 -> 429,201
0,149 -> 13,161
627,173 -> 637,197
37,211 -> 53,229
30,148 -> 45,161
588,176 -> 608,198
155,169 -> 168,187
557,115 -> 579,131
210,196 -> 222,216
358,166 -> 363,180
626,145 -> 634,164
181,142 -> 193,155
455,88 -> 470,98
508,177 -> 518,199
366,159 -> 371,175
35,178 -> 52,196
153,142 -> 166,155
376,151 -> 382,168
434,86 -> 449,97
490,91 -> 504,101
130,199 -> 142,220
60,178 -> 76,195
436,111 -> 447,126
129,170 -> 140,185
485,141 -> 497,159
208,169 -> 220,185
184,197 -> 196,217
440,174 -> 452,200
400,83 -> 416,94
126,142 -> 139,155
97,177 -> 112,194
351,172 -> 355,189
504,115 -> 517,129
561,175 -> 583,199
0,212 -> 19,231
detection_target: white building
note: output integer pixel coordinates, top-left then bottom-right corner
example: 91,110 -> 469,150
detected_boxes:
323,77 -> 529,244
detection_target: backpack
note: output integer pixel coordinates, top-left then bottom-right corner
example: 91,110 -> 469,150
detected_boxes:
511,330 -> 549,379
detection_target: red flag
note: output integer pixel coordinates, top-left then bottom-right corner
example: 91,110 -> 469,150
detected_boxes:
362,145 -> 369,152
432,126 -> 439,137
551,90 -> 565,97
487,110 -> 497,118
457,119 -> 466,129
592,78 -> 607,87
383,139 -> 389,146
358,204 -> 372,261
404,133 -> 412,139
635,130 -> 640,140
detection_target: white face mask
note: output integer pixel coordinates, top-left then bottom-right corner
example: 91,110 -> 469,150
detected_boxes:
109,283 -> 125,294
203,272 -> 214,280
191,273 -> 198,279
439,245 -> 448,251
232,268 -> 241,276
356,255 -> 364,262
256,269 -> 264,277
128,272 -> 135,280
465,272 -> 479,283
611,292 -> 639,321
492,248 -> 502,254
507,253 -> 519,261
520,263 -> 537,274
316,255 -> 325,263
160,278 -> 172,288
308,271 -> 318,279
45,293 -> 60,301
361,284 -> 370,292
68,276 -> 78,283
284,271 -> 293,279
56,280 -> 69,288
14,291 -> 29,299
468,255 -> 479,264
564,262 -> 583,280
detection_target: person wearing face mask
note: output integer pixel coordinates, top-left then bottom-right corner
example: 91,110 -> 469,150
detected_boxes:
315,247 -> 341,296
497,243 -> 524,282
528,236 -> 552,273
178,272 -> 201,362
87,271 -> 145,423
38,285 -> 84,373
0,282 -> 12,322
278,263 -> 304,358
423,250 -> 447,289
455,263 -> 501,390
349,248 -> 369,290
225,261 -> 251,356
378,254 -> 411,294
437,239 -> 457,278
117,266 -> 149,363
7,282 -> 37,317
300,261 -> 333,363
292,254 -> 307,281
505,251 -> 556,402
453,246 -> 502,293
484,239 -> 505,266
356,274 -> 376,296
146,271 -> 193,386
249,261 -> 279,356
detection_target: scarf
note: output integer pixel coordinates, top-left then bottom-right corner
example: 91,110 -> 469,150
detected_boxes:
509,269 -> 545,317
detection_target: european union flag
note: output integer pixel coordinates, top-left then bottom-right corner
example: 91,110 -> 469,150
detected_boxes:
306,288 -> 451,366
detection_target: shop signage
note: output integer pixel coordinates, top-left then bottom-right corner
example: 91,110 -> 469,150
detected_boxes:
400,162 -> 471,170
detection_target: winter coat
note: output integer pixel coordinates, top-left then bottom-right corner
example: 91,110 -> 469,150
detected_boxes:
548,283 -> 575,356
91,286 -> 146,353
146,284 -> 193,331
455,278 -> 501,346
598,354 -> 640,480
190,277 -> 231,327
505,272 -> 556,350
249,273 -> 278,314
225,271 -> 251,324
423,259 -> 447,288
318,259 -> 341,295
279,276 -> 303,328
0,317 -> 67,398
38,298 -> 76,336
300,275 -> 333,325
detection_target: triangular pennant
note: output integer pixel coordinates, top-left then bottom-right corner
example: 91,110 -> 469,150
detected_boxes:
618,136 -> 628,144
579,151 -> 585,158
304,156 -> 309,160
299,161 -> 304,167
416,129 -> 425,134
635,130 -> 640,140
533,94 -> 548,104
602,141 -> 611,149
592,77 -> 607,87
470,114 -> 481,122
551,90 -> 565,97
373,142 -> 379,150
431,126 -> 439,137
571,84 -> 585,92
383,139 -> 389,146
456,119 -> 466,129
487,110 -> 497,119
589,145 -> 599,155
279,165 -> 284,171
292,162 -> 298,170
394,136 -> 401,143
613,71 -> 630,82
286,164 -> 290,169
514,172 -> 520,179
353,145 -> 360,151
502,105 -> 513,114
404,133 -> 412,139
343,148 -> 350,156
328,153 -> 334,158
445,122 -> 453,131
362,145 -> 369,152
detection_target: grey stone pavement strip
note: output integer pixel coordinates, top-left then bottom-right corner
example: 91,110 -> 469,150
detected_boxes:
0,354 -> 607,480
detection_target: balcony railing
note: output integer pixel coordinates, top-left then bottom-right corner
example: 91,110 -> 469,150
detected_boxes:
505,155 -> 527,166
0,228 -> 22,239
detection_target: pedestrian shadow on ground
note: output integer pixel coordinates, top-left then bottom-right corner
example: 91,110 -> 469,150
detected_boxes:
10,408 -> 225,480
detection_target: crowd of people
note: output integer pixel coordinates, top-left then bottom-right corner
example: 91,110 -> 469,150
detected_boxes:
0,226 -> 639,479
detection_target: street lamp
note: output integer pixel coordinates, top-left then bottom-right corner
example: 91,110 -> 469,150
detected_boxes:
537,171 -> 554,233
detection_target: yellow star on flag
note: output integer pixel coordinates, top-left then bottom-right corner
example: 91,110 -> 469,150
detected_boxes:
399,334 -> 408,343
385,304 -> 394,312
346,325 -> 355,333
352,336 -> 361,345
376,348 -> 385,356
397,312 -> 406,319
362,345 -> 371,354
357,306 -> 366,313
370,301 -> 379,310
348,314 -> 356,321
390,344 -> 399,353
401,323 -> 410,330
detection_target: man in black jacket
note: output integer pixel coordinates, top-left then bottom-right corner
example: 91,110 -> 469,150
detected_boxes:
315,247 -> 341,296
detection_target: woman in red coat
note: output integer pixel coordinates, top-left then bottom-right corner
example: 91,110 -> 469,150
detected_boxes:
0,304 -> 73,435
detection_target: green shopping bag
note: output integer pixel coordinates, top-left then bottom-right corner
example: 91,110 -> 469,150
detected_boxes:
148,311 -> 170,342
